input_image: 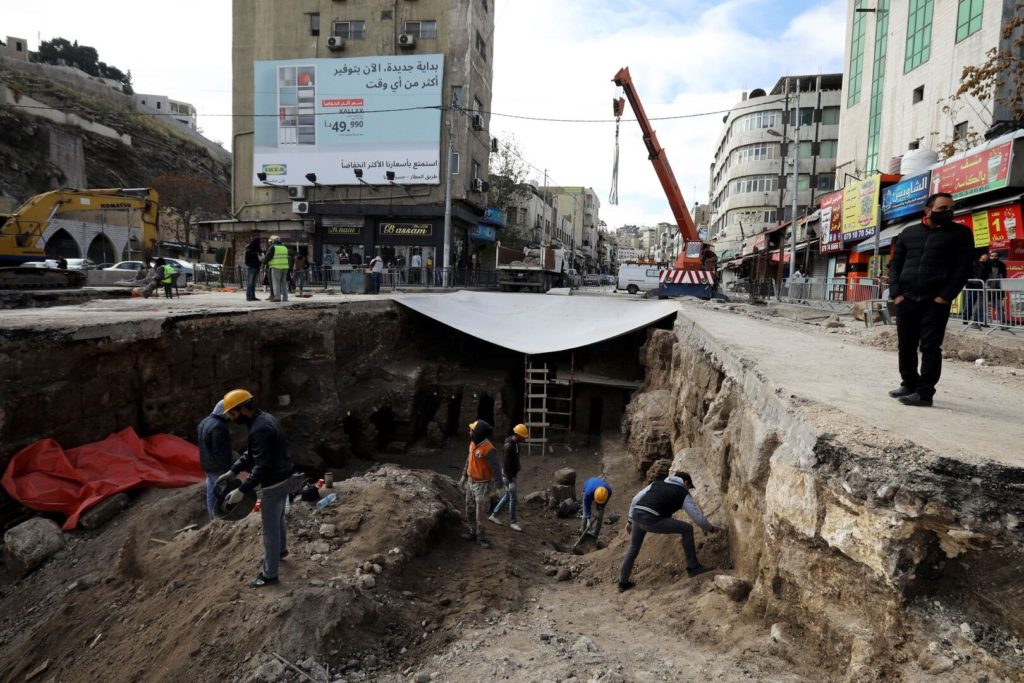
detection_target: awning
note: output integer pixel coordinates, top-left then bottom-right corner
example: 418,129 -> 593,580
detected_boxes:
853,221 -> 915,253
393,291 -> 678,354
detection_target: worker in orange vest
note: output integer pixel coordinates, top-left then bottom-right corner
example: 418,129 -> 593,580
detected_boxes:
459,419 -> 499,548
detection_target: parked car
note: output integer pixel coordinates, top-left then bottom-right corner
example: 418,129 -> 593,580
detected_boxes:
601,274 -> 615,285
105,261 -> 146,272
563,268 -> 581,288
65,258 -> 98,270
616,264 -> 663,295
583,273 -> 605,286
162,257 -> 195,282
94,262 -> 114,270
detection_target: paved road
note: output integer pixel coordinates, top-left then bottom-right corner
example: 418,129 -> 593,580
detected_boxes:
678,302 -> 1022,468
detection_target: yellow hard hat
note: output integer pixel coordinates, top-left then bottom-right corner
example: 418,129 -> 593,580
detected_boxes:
469,420 -> 478,432
594,486 -> 610,505
513,424 -> 529,439
222,388 -> 254,413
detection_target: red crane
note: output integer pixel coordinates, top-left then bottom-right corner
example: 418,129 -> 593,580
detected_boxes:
613,67 -> 715,295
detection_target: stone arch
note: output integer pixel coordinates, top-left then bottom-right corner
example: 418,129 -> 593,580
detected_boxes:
87,233 -> 117,263
44,229 -> 81,258
122,235 -> 143,261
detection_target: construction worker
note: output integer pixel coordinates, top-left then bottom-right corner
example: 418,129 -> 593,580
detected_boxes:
581,476 -> 613,541
215,389 -> 296,587
197,400 -> 232,521
489,423 -> 528,532
617,471 -> 717,592
160,259 -> 177,298
264,235 -> 291,302
459,419 -> 499,548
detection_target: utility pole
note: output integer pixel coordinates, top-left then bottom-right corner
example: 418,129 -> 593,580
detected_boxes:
442,100 -> 455,287
790,78 -> 800,278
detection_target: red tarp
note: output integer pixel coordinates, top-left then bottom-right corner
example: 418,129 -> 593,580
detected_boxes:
2,428 -> 203,530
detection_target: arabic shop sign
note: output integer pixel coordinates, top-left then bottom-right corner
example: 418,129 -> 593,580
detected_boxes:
881,171 -> 930,221
470,224 -> 496,242
958,203 -> 1022,250
841,176 -> 881,242
482,207 -> 508,227
379,222 -> 433,237
819,190 -> 845,254
252,55 -> 444,187
931,141 -> 1012,200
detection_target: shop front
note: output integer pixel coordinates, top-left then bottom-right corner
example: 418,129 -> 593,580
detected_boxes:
375,219 -> 440,285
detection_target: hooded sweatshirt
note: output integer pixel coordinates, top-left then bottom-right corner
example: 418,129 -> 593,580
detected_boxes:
465,420 -> 499,483
197,400 -> 232,474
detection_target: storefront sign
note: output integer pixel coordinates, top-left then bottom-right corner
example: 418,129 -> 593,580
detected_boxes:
841,176 -> 880,242
482,207 -> 507,227
326,225 -> 360,235
379,222 -> 432,237
819,190 -> 845,254
931,141 -> 1012,200
957,203 -> 1022,249
470,224 -> 496,242
753,233 -> 767,251
881,171 -> 930,221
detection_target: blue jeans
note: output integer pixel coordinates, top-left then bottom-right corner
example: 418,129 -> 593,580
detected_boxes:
246,266 -> 258,300
296,272 -> 306,293
371,271 -> 382,294
492,475 -> 517,523
260,478 -> 290,579
204,472 -> 224,521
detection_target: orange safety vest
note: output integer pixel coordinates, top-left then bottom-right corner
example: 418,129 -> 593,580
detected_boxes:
466,439 -> 495,482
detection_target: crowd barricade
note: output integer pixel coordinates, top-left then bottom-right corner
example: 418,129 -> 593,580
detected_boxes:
955,278 -> 1023,334
726,277 -> 777,300
778,277 -> 883,311
191,265 -> 502,293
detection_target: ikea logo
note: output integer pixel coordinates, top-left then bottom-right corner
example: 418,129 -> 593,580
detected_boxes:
262,164 -> 287,176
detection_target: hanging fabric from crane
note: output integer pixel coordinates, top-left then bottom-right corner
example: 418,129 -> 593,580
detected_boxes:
609,97 -> 625,205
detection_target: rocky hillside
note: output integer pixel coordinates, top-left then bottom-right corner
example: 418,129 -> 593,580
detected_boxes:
0,59 -> 230,207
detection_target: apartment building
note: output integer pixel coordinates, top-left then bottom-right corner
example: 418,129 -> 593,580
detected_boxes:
542,186 -> 601,271
836,0 -> 1020,180
231,0 -> 494,271
708,74 -> 843,254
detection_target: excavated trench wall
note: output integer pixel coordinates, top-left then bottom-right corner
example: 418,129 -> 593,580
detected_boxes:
623,315 -> 1024,679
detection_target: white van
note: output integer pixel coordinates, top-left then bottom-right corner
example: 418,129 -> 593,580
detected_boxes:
616,264 -> 663,295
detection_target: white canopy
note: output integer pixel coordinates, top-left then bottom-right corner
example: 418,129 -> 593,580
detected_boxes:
393,291 -> 679,354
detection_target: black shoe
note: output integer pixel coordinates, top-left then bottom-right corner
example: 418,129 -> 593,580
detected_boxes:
280,550 -> 289,559
461,532 -> 477,542
888,386 -> 915,398
687,564 -> 713,578
617,581 -> 636,593
898,392 -> 933,407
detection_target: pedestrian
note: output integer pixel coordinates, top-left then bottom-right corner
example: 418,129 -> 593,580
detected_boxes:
141,257 -> 166,299
197,400 -> 232,521
264,235 -> 290,302
983,250 -> 1008,325
338,247 -> 350,265
160,260 -> 177,298
215,389 -> 296,588
460,419 -> 499,548
244,236 -> 262,301
964,252 -> 989,324
368,250 -> 384,294
489,423 -> 528,532
293,252 -> 308,295
410,249 -> 422,284
887,192 -> 974,407
580,476 -> 612,541
617,471 -> 717,592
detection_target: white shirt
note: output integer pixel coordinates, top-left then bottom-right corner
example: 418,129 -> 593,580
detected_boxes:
411,254 -> 422,268
370,256 -> 384,273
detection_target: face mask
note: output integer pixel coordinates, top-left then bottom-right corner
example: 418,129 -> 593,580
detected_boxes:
930,209 -> 954,226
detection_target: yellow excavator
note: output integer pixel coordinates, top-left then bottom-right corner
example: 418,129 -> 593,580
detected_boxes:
0,187 -> 160,289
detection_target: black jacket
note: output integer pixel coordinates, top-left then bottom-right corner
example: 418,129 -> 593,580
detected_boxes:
634,479 -> 690,518
888,221 -> 974,302
980,259 -> 1008,285
197,409 -> 232,474
231,409 -> 294,492
502,436 -> 521,479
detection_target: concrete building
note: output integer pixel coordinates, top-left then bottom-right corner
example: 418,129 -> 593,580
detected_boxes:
506,182 -> 558,244
231,0 -> 494,271
134,95 -> 198,130
0,37 -> 30,62
708,74 -> 843,254
542,186 -> 600,271
836,0 -> 1021,181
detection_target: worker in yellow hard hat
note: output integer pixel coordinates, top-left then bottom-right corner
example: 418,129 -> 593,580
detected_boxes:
489,423 -> 529,532
581,476 -> 613,541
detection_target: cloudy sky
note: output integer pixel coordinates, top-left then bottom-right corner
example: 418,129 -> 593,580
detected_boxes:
3,0 -> 846,229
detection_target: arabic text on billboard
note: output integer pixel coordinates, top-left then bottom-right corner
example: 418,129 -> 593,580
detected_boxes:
881,171 -> 930,222
931,141 -> 1012,200
841,177 -> 880,243
819,190 -> 844,254
958,203 -> 1021,250
253,55 -> 444,187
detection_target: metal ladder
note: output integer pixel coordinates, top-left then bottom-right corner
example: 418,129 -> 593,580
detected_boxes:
523,356 -> 574,456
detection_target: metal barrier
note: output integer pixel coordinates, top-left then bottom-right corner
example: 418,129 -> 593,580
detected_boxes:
778,277 -> 883,311
726,277 -> 777,300
956,278 -> 1023,334
192,265 -> 500,292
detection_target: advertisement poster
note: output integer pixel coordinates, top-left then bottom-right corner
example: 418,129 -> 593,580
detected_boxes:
253,55 -> 444,186
881,171 -> 930,221
931,141 -> 1012,200
841,177 -> 880,242
958,204 -> 1022,249
819,190 -> 845,254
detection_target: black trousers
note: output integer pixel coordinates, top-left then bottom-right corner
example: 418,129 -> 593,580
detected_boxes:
896,297 -> 952,399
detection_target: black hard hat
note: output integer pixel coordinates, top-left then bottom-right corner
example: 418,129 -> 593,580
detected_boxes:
213,479 -> 257,522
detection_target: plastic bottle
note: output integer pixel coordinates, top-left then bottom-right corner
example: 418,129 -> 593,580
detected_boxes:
316,493 -> 337,510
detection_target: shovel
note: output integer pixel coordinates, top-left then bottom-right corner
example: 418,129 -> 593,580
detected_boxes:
571,520 -> 599,554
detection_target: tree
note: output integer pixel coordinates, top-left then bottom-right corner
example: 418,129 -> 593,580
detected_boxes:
487,135 -> 532,243
149,174 -> 230,249
33,37 -> 133,91
940,5 -> 1024,156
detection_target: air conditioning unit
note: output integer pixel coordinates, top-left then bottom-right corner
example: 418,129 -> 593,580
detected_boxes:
292,201 -> 310,214
326,35 -> 345,51
472,114 -> 484,130
287,186 -> 306,199
398,33 -> 416,48
471,178 -> 489,192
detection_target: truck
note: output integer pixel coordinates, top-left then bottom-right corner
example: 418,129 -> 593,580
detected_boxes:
612,67 -> 721,300
496,242 -> 569,293
0,187 -> 160,289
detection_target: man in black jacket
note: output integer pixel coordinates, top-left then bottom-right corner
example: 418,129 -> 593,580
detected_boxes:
197,400 -> 232,521
887,193 -> 974,407
215,389 -> 296,587
489,423 -> 528,532
244,236 -> 262,302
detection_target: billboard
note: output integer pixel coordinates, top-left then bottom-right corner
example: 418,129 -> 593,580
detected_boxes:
841,176 -> 880,242
819,190 -> 844,254
958,203 -> 1022,249
253,55 -> 444,186
931,140 -> 1012,199
881,171 -> 930,222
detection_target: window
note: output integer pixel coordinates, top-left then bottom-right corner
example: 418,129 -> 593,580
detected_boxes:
473,97 -> 483,115
790,108 -> 813,127
309,13 -> 320,36
450,151 -> 460,175
451,86 -> 463,107
848,2 -> 868,106
866,0 -> 890,172
821,106 -> 840,125
956,0 -> 983,42
908,140 -> 921,150
797,174 -> 811,191
912,85 -> 924,103
480,0 -> 488,10
816,173 -> 835,191
734,110 -> 780,132
904,0 -> 933,73
953,121 -> 968,140
333,21 -> 366,39
404,20 -> 437,39
728,175 -> 778,195
476,32 -> 487,60
518,208 -> 527,225
156,102 -> 162,109
818,140 -> 838,158
732,142 -> 780,165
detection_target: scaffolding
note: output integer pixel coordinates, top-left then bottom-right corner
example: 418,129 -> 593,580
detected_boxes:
523,355 -> 574,456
